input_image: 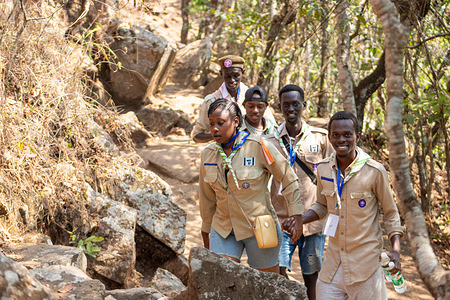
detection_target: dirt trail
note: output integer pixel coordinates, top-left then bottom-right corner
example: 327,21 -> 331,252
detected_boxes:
139,113 -> 432,300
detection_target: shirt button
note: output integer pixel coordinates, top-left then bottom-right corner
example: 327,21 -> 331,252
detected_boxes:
341,215 -> 344,218
341,232 -> 344,235
341,248 -> 344,251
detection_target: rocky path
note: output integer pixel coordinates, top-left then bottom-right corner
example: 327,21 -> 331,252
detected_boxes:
139,133 -> 433,300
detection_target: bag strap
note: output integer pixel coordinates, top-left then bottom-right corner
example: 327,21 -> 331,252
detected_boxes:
281,136 -> 317,185
227,189 -> 255,230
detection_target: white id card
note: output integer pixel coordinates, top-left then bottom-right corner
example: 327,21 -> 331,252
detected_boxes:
323,214 -> 339,237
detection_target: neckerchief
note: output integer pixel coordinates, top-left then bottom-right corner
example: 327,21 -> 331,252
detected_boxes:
275,121 -> 311,167
214,82 -> 247,104
217,131 -> 250,189
330,147 -> 370,209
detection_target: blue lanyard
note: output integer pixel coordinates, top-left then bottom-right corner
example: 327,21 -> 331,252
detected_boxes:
337,165 -> 345,199
223,131 -> 249,151
289,136 -> 296,167
235,85 -> 241,102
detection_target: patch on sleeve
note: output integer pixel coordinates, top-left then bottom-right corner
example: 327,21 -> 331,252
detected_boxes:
259,141 -> 274,165
321,176 -> 334,182
243,157 -> 255,166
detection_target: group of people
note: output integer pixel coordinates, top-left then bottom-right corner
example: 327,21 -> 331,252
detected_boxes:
193,55 -> 405,300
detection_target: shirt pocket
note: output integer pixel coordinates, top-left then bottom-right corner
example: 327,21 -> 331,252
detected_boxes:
304,154 -> 322,171
203,165 -> 219,189
350,191 -> 375,217
236,166 -> 264,190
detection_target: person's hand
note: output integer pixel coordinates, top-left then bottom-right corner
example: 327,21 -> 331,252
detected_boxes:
387,250 -> 402,275
201,231 -> 210,249
281,215 -> 303,243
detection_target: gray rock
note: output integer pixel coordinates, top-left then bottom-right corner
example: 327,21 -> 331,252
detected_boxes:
168,38 -> 213,88
0,252 -> 52,299
136,106 -> 193,136
105,287 -> 164,300
149,268 -> 186,298
161,255 -> 190,286
188,247 -> 308,300
87,118 -> 120,156
106,22 -> 169,107
86,185 -> 137,285
30,265 -> 105,300
4,244 -> 87,272
117,111 -> 152,146
113,166 -> 186,255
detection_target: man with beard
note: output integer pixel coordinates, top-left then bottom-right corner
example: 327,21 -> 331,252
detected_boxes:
267,84 -> 332,300
192,55 -> 276,143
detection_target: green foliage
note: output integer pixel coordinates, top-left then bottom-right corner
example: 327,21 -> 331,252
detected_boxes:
68,228 -> 104,258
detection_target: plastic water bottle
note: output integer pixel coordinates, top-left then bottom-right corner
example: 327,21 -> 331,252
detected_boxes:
388,261 -> 407,293
380,252 -> 392,282
380,252 -> 407,293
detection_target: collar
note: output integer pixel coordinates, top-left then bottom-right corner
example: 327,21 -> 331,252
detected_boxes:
217,82 -> 248,104
275,120 -> 309,141
330,146 -> 370,173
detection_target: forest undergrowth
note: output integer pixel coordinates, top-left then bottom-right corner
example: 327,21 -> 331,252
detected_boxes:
0,1 -> 137,245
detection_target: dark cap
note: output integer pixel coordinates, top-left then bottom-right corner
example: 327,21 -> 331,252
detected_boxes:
244,86 -> 268,103
217,55 -> 245,69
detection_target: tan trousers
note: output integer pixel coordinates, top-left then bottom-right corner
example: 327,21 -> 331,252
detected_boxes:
316,263 -> 388,300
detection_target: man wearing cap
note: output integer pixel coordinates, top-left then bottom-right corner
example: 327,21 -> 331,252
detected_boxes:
192,55 -> 276,143
241,85 -> 277,136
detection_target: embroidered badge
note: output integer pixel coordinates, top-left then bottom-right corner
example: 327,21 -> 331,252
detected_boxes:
358,199 -> 366,208
243,157 -> 255,166
242,182 -> 250,189
224,59 -> 233,68
309,145 -> 319,152
312,164 -> 317,171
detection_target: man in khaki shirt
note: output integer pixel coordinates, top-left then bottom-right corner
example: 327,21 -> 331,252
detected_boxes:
288,111 -> 404,299
191,55 -> 276,143
267,84 -> 333,300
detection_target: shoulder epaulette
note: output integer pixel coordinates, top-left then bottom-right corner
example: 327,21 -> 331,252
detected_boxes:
310,126 -> 328,135
366,159 -> 386,171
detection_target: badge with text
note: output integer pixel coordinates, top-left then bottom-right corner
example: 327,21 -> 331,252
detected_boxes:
243,157 -> 255,166
309,144 -> 320,153
323,214 -> 339,237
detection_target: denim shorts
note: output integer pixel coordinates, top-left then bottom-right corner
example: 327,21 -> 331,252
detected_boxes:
279,232 -> 326,274
210,224 -> 282,269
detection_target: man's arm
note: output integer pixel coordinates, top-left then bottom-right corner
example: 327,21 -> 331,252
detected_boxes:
193,132 -> 213,143
387,234 -> 402,274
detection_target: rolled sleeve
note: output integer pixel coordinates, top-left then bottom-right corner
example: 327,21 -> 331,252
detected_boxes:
375,166 -> 405,239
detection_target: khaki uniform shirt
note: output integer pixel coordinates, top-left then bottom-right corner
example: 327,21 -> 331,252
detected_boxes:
191,83 -> 276,138
310,147 -> 404,285
241,117 -> 277,136
268,121 -> 333,236
199,134 -> 303,241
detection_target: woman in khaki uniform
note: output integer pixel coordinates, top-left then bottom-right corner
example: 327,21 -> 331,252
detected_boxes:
199,98 -> 303,273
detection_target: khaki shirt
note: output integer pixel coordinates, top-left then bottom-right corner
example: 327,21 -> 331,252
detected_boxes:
191,83 -> 276,138
241,117 -> 277,136
310,147 -> 404,285
268,121 -> 333,236
199,134 -> 303,241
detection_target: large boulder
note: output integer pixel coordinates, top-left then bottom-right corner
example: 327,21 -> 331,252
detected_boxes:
117,111 -> 152,146
188,247 -> 308,300
161,255 -> 190,286
103,22 -> 169,107
136,106 -> 193,136
149,268 -> 186,298
0,252 -> 52,299
168,39 -> 213,88
86,185 -> 138,285
111,165 -> 186,255
30,265 -> 105,300
3,244 -> 87,272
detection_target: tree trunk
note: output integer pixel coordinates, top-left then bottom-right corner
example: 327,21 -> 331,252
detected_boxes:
317,0 -> 329,118
180,0 -> 190,44
335,0 -> 356,115
370,0 -> 450,298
